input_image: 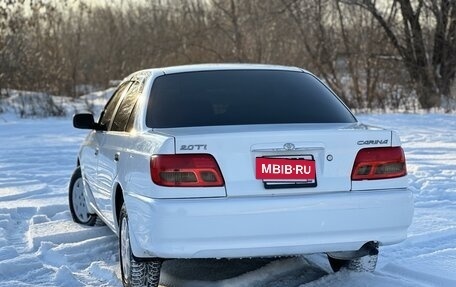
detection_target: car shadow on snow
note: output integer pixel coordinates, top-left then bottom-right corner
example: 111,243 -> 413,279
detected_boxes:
159,256 -> 328,287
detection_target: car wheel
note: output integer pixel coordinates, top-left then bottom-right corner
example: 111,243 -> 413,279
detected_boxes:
328,253 -> 378,272
119,204 -> 162,287
69,167 -> 97,226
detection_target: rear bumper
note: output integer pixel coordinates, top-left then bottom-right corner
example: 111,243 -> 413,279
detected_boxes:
125,189 -> 413,259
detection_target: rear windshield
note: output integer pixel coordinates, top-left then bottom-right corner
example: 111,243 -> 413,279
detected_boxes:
146,70 -> 356,128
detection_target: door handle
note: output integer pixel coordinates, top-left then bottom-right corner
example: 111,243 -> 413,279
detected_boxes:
114,152 -> 120,162
95,148 -> 99,156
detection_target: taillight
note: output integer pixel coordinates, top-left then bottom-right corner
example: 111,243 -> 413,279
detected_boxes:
351,147 -> 407,180
150,154 -> 225,187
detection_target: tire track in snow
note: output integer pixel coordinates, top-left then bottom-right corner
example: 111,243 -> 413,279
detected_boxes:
0,119 -> 120,286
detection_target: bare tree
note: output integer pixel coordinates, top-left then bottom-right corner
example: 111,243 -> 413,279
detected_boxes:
0,0 -> 454,114
343,0 -> 456,109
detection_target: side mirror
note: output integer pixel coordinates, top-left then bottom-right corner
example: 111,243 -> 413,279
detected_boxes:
73,113 -> 98,130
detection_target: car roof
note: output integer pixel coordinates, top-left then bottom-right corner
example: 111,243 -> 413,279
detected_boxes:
160,63 -> 305,74
128,63 -> 305,78
124,64 -> 310,84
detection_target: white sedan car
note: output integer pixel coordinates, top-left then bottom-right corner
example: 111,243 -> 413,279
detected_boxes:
70,64 -> 413,287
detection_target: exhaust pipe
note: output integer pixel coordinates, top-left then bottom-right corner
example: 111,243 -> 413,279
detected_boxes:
327,241 -> 378,260
327,241 -> 379,272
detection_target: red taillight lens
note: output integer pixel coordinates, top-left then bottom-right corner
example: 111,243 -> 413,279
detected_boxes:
351,147 -> 407,180
151,154 -> 225,187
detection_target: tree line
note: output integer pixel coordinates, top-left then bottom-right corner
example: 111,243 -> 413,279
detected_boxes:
1,0 -> 455,112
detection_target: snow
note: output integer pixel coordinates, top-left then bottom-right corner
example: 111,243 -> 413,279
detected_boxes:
0,113 -> 455,286
0,88 -> 114,119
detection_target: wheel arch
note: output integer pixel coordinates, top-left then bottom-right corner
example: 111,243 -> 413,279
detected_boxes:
113,182 -> 125,231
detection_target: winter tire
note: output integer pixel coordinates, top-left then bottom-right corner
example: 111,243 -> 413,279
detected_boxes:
69,167 -> 97,226
119,204 -> 162,287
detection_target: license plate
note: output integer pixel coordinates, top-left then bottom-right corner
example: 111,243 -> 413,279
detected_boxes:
255,157 -> 316,180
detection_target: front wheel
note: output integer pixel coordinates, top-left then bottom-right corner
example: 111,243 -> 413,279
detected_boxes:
119,204 -> 162,287
68,167 -> 97,226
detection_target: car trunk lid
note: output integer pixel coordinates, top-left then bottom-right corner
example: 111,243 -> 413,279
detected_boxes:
153,123 -> 392,197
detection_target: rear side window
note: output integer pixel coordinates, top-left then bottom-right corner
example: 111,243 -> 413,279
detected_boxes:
99,82 -> 130,130
111,81 -> 141,132
146,70 -> 356,128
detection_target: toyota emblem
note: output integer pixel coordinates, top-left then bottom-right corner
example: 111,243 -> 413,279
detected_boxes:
283,143 -> 295,151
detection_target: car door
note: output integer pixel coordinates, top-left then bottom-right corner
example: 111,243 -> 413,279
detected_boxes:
80,129 -> 101,199
91,82 -> 131,222
96,80 -> 142,225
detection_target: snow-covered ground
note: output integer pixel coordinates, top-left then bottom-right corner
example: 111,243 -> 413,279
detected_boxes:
0,88 -> 114,119
0,113 -> 455,287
